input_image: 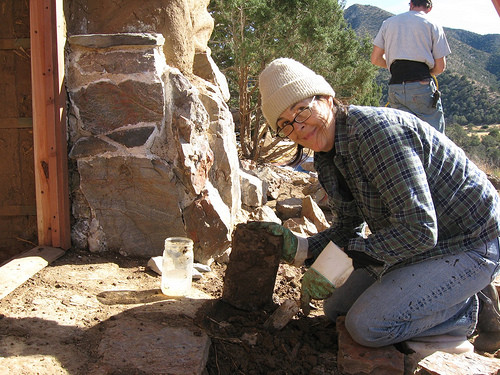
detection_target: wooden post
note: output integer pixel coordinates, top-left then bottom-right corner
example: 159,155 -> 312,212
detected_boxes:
493,0 -> 500,17
30,0 -> 71,250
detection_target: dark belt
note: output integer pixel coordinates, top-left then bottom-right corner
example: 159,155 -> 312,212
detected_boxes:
390,78 -> 431,85
389,60 -> 431,84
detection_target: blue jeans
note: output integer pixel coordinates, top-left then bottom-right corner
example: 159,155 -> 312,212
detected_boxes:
388,79 -> 445,133
324,238 -> 500,347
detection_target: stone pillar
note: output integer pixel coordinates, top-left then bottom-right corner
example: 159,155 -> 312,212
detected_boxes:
66,33 -> 239,262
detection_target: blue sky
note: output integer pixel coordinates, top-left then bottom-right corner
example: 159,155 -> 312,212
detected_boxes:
343,0 -> 500,35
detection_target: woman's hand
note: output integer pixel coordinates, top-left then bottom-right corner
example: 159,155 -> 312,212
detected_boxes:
300,268 -> 335,316
246,221 -> 298,264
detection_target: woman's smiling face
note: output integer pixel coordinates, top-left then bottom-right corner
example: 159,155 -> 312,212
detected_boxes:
276,96 -> 336,152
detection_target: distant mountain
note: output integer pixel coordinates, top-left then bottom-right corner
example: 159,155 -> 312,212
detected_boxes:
344,4 -> 500,126
344,4 -> 500,86
344,4 -> 392,37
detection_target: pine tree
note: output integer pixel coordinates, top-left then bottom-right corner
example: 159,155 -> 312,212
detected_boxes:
209,0 -> 380,162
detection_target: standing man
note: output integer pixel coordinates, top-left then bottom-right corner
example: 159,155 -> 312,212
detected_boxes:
371,0 -> 451,133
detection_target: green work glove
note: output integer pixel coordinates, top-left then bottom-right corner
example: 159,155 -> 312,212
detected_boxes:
299,241 -> 355,316
246,221 -> 308,265
300,267 -> 335,316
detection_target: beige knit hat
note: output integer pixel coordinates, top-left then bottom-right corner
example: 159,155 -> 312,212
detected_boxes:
259,58 -> 335,131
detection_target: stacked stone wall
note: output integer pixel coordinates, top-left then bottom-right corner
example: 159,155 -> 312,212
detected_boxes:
65,1 -> 240,263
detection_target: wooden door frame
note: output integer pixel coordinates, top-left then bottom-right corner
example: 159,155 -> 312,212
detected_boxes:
30,0 -> 70,250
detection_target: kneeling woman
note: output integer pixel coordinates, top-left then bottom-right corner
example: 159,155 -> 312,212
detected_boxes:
252,58 -> 500,351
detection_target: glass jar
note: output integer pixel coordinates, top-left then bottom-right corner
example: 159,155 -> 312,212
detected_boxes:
161,237 -> 194,296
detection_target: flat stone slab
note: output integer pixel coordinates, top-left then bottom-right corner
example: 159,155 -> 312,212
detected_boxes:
94,314 -> 210,374
90,287 -> 212,374
0,246 -> 65,300
336,316 -> 404,374
68,33 -> 164,48
417,351 -> 500,375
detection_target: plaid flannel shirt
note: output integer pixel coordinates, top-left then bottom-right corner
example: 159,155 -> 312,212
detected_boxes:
308,105 -> 500,276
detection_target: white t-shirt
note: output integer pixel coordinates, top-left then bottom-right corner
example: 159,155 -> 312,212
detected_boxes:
373,11 -> 451,70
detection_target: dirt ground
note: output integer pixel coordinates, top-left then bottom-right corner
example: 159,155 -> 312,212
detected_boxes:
6,248 -> 500,375
200,262 -> 341,375
198,166 -> 343,374
0,246 -> 341,375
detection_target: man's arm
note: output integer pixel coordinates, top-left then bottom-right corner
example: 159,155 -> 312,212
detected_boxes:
430,56 -> 446,75
371,45 -> 387,69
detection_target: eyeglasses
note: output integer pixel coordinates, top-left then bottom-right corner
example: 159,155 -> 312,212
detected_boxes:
276,97 -> 316,139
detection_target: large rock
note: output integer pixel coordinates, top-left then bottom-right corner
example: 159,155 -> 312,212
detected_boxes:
77,156 -> 185,257
416,350 -> 500,375
276,197 -> 303,221
239,169 -> 266,207
302,195 -> 329,231
337,316 -> 404,375
194,50 -> 230,102
198,81 -> 240,220
183,183 -> 231,264
71,80 -> 164,134
283,217 -> 319,237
